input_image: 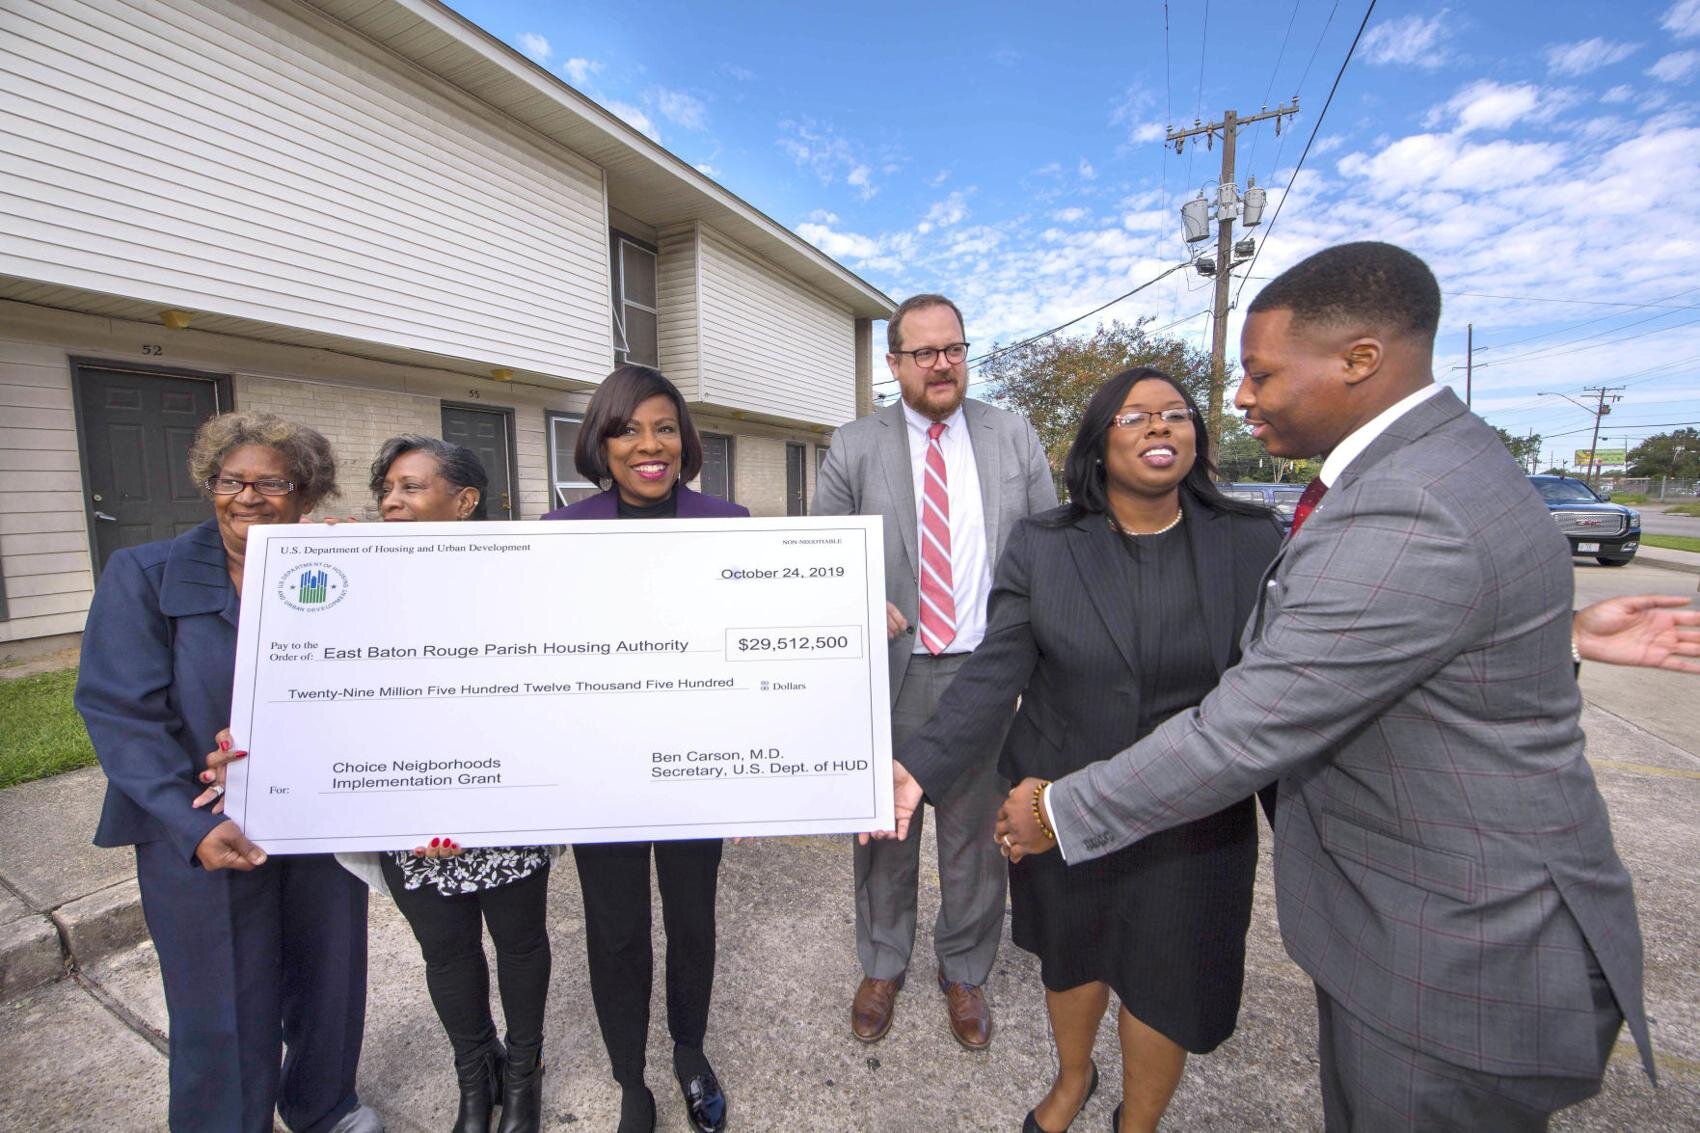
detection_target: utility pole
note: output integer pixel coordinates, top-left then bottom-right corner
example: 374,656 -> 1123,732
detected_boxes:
1465,323 -> 1472,408
1166,99 -> 1300,437
1581,385 -> 1625,484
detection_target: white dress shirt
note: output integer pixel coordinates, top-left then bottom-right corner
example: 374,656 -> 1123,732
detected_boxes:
1042,382 -> 1452,856
902,400 -> 991,655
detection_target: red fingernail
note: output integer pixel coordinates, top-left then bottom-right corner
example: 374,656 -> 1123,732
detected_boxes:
218,738 -> 230,751
233,751 -> 248,759
414,848 -> 425,857
446,840 -> 457,849
430,837 -> 440,847
201,771 -> 213,783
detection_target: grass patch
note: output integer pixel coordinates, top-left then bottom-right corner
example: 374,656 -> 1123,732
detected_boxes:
1610,492 -> 1649,504
0,668 -> 96,789
1665,502 -> 1700,517
1642,534 -> 1700,554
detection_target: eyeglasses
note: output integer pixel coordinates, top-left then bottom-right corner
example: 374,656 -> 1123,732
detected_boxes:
1110,408 -> 1194,430
892,342 -> 970,367
205,476 -> 296,496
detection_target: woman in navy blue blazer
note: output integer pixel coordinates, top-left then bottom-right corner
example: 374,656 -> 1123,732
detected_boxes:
541,365 -> 743,1133
75,412 -> 379,1133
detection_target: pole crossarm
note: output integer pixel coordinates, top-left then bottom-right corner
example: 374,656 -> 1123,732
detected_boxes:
1165,99 -> 1300,148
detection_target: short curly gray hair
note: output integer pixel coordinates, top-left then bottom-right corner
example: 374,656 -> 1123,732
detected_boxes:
187,412 -> 339,511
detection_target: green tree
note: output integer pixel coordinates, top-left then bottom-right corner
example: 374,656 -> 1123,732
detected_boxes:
1627,428 -> 1700,478
979,318 -> 1215,497
1491,427 -> 1542,473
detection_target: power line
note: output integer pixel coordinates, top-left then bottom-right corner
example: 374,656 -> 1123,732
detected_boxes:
1266,0 -> 1340,180
1230,0 -> 1377,310
1470,313 -> 1700,371
1449,290 -> 1700,311
1188,0 -> 1211,185
1246,0 -> 1304,172
1460,287 -> 1700,356
965,261 -> 1194,369
870,263 -> 1200,391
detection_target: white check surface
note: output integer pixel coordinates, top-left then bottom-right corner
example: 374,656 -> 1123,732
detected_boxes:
224,518 -> 892,852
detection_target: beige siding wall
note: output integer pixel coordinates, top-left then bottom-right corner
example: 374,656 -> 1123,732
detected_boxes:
655,227 -> 701,398
696,227 -> 857,427
696,411 -> 829,518
1,0 -> 613,380
0,301 -> 598,648
0,334 -> 92,642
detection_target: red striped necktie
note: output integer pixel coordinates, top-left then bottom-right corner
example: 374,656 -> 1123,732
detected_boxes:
918,421 -> 957,655
1289,478 -> 1328,536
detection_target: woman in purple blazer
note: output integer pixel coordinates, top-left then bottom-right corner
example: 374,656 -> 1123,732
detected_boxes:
541,365 -> 743,1133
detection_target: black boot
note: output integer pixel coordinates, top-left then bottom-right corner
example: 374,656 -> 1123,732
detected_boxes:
452,1039 -> 505,1133
495,1039 -> 543,1133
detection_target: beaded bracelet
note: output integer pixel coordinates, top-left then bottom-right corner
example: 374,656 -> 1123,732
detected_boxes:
1031,780 -> 1055,842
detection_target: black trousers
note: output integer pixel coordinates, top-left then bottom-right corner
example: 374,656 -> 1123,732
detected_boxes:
573,839 -> 723,1086
381,857 -> 552,1056
135,844 -> 368,1133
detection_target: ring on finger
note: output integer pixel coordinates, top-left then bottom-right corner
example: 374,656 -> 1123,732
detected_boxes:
208,784 -> 225,800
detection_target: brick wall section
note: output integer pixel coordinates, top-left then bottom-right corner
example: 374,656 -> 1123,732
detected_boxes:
236,375 -> 441,517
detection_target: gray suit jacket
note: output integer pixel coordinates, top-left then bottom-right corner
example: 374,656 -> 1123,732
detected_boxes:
812,398 -> 1057,705
1047,388 -> 1653,1082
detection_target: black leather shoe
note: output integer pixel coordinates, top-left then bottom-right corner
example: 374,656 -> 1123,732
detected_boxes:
1021,1062 -> 1098,1133
451,1038 -> 505,1133
617,1086 -> 656,1133
495,1040 -> 541,1133
678,1068 -> 727,1133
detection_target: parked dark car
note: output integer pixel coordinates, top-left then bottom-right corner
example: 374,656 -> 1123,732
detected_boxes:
1528,475 -> 1640,566
1222,482 -> 1308,528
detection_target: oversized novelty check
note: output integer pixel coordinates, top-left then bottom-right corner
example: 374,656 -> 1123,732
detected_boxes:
224,517 -> 892,852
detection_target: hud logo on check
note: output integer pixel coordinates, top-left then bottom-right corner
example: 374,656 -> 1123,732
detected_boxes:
277,562 -> 350,613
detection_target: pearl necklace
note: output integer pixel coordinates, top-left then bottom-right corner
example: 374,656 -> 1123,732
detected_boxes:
1111,506 -> 1184,537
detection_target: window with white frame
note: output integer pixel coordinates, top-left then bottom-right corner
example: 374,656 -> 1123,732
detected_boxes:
547,411 -> 595,505
611,234 -> 658,367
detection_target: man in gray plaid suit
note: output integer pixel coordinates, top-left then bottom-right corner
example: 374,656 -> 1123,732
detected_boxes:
987,242 -> 1662,1130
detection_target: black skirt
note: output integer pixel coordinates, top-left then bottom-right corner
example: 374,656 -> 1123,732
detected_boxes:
1009,793 -> 1257,1053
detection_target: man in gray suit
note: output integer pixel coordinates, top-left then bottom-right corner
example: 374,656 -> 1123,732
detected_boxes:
815,293 -> 1056,1049
985,243 -> 1659,1130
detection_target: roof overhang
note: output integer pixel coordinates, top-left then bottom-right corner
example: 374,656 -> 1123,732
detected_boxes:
296,0 -> 894,320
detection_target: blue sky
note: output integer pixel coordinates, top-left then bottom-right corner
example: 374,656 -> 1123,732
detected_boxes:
452,0 -> 1700,470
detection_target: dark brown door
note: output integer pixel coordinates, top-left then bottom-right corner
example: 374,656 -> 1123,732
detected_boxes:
72,361 -> 229,576
441,403 -> 515,519
786,442 -> 806,516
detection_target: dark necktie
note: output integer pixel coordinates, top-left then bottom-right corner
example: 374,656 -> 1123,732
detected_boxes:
1289,478 -> 1328,536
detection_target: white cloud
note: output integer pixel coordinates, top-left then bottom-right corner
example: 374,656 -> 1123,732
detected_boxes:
917,192 -> 971,234
605,101 -> 660,141
927,170 -> 950,188
562,57 -> 602,86
516,32 -> 550,61
723,64 -> 756,81
694,163 -> 718,177
1338,133 -> 1565,194
1128,121 -> 1168,143
1601,84 -> 1636,103
652,88 -> 708,130
1648,50 -> 1700,82
1544,38 -> 1638,77
1051,207 -> 1088,223
779,121 -> 885,200
1665,0 -> 1700,38
1361,12 -> 1451,68
1078,158 -> 1096,180
1427,80 -> 1548,133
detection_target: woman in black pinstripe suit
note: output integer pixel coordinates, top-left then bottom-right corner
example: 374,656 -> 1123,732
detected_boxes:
899,367 -> 1283,1133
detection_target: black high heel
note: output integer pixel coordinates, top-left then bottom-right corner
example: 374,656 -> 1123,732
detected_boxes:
1020,1062 -> 1099,1133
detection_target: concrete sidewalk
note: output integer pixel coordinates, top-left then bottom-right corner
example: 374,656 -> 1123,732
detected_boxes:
3,704 -> 1698,1131
1632,542 -> 1700,577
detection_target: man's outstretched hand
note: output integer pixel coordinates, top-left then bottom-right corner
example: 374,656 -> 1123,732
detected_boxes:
1575,595 -> 1700,673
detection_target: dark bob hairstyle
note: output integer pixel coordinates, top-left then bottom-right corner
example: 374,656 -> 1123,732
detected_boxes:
574,364 -> 704,486
368,434 -> 489,519
1043,366 -> 1271,526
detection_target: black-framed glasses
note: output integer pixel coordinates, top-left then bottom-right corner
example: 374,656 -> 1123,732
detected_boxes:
204,476 -> 296,496
1110,408 -> 1194,430
893,342 -> 970,367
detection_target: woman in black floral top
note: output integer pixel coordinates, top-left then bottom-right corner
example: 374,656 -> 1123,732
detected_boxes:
366,436 -> 553,1133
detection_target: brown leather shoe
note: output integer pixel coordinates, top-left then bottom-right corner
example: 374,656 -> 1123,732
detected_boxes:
937,968 -> 992,1050
851,974 -> 904,1043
